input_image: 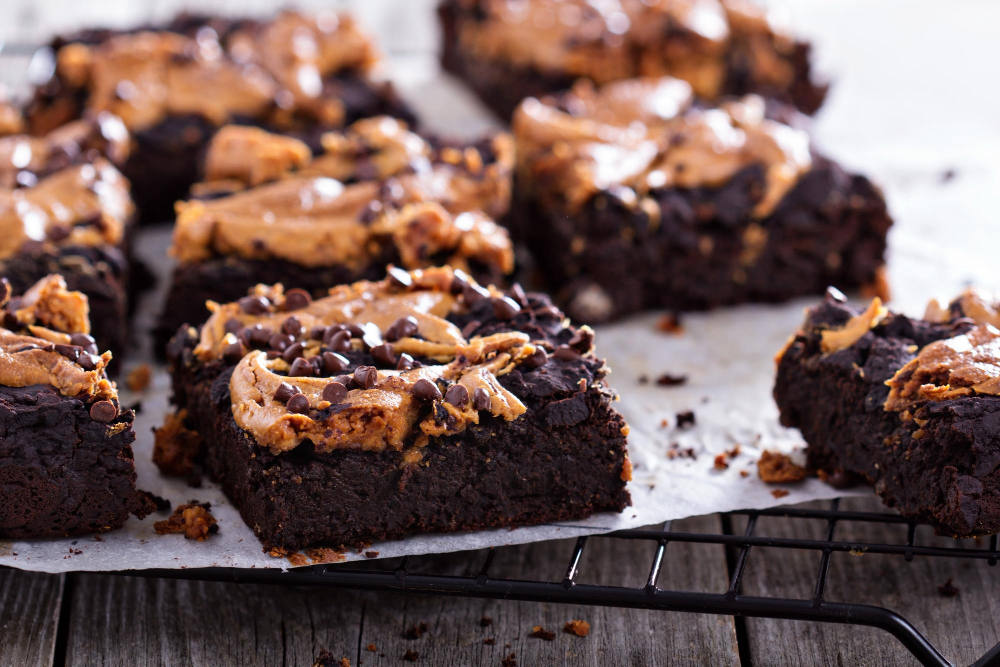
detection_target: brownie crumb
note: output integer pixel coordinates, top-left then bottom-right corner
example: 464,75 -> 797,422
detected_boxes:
676,410 -> 696,428
667,442 -> 697,460
771,489 -> 790,499
152,410 -> 203,477
656,313 -> 684,334
563,619 -> 590,637
126,363 -> 152,392
479,615 -> 493,627
311,649 -> 336,666
757,451 -> 807,484
713,454 -> 729,470
938,578 -> 960,597
656,373 -> 687,387
529,625 -> 556,641
153,501 -> 218,541
404,622 -> 428,640
739,470 -> 750,478
402,649 -> 419,662
483,638 -> 495,645
366,644 -> 376,652
305,547 -> 346,564
364,550 -> 379,559
501,653 -> 517,667
638,375 -> 649,384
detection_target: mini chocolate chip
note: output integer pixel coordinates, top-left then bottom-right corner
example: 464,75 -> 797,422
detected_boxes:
371,343 -> 396,367
326,329 -> 351,353
509,283 -> 528,306
54,343 -> 82,362
449,271 -> 468,295
48,224 -> 71,241
463,282 -> 490,303
322,351 -> 349,374
224,318 -> 242,335
396,353 -> 414,370
70,333 -> 98,355
354,365 -> 378,389
239,295 -> 270,314
523,348 -> 548,369
385,316 -> 419,342
346,324 -> 365,338
445,384 -> 470,407
412,378 -> 442,401
247,325 -> 272,347
273,382 -> 297,403
286,393 -> 310,413
310,355 -> 324,375
268,333 -> 294,352
460,320 -> 481,339
281,341 -> 305,362
322,324 -> 346,342
554,345 -> 581,361
333,374 -> 353,387
473,387 -> 490,411
288,357 -> 314,377
266,350 -> 281,359
492,296 -> 521,320
309,325 -> 327,340
387,266 -> 412,288
89,400 -> 117,422
223,340 -> 244,363
78,353 -> 99,371
284,288 -> 311,311
322,381 -> 348,404
281,316 -> 304,337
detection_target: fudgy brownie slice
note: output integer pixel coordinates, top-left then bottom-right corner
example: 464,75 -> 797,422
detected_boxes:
440,0 -> 827,120
775,288 -> 1000,537
155,118 -> 515,351
0,115 -> 136,358
25,11 -> 416,222
511,76 -> 891,323
0,275 -> 152,537
164,266 -> 631,552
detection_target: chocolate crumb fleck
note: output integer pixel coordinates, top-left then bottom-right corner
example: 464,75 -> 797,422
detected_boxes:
402,649 -> 419,662
483,638 -> 495,645
403,622 -> 428,640
656,373 -> 687,386
676,410 -> 696,428
364,550 -> 379,559
656,313 -> 684,334
529,625 -> 556,641
938,578 -> 959,597
501,653 -> 517,667
713,454 -> 729,470
771,489 -> 790,499
480,616 -> 493,627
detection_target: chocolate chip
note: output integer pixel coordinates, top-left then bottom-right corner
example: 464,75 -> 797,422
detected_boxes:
449,273 -> 468,295
283,288 -> 311,311
492,296 -> 521,320
460,320 -> 481,339
266,350 -> 281,360
322,381 -> 348,404
246,325 -> 272,348
273,382 -> 296,403
224,318 -> 242,335
268,333 -> 294,352
553,345 -> 580,361
309,325 -> 327,340
509,283 -> 528,306
70,333 -> 98,355
473,387 -> 490,411
286,393 -> 310,414
281,316 -> 304,337
325,329 -> 351,353
385,316 -> 419,342
346,324 -> 365,338
568,328 -> 594,352
223,340 -> 244,364
445,384 -> 470,407
281,342 -> 305,363
89,400 -> 117,422
54,343 -> 82,362
288,357 -> 314,377
371,343 -> 396,367
48,224 -> 71,241
78,353 -> 99,371
322,351 -> 349,374
412,378 -> 442,401
463,282 -> 490,304
332,374 -> 353,387
396,353 -> 414,370
387,266 -> 412,288
523,348 -> 548,370
239,295 -> 270,315
353,365 -> 378,389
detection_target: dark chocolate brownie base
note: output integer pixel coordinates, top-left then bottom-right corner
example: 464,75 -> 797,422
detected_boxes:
515,157 -> 891,323
0,385 -> 151,537
438,1 -> 827,120
775,297 -> 1000,537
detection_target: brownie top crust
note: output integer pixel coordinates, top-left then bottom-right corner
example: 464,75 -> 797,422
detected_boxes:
0,274 -> 115,400
170,118 -> 514,272
35,11 -> 378,133
449,0 -> 800,99
513,76 -> 811,216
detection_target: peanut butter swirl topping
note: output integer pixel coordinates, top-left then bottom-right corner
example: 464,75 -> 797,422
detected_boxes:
513,76 -> 811,216
172,118 -> 514,273
197,267 -> 542,454
452,0 -> 796,99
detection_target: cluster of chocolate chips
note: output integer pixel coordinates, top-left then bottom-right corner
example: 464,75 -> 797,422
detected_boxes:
53,333 -> 102,371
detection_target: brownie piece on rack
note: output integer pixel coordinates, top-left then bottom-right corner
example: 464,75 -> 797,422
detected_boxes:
154,118 -> 515,351
25,10 -> 415,222
0,275 -> 152,537
165,266 -> 631,552
511,76 -> 891,323
439,0 -> 828,120
775,288 -> 1000,537
0,115 -> 136,358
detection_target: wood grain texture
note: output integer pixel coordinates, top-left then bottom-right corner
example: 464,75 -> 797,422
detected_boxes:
0,569 -> 63,667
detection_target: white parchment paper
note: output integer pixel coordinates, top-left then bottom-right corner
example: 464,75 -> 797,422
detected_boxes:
1,0 -> 998,573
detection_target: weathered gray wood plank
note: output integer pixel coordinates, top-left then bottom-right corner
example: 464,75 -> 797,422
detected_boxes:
0,569 -> 63,667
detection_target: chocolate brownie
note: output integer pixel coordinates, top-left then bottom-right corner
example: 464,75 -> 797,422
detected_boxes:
510,77 -> 891,323
164,266 -> 631,552
775,287 -> 1000,537
0,115 -> 136,358
154,119 -> 515,352
439,0 -> 828,120
0,275 -> 152,537
24,11 -> 416,222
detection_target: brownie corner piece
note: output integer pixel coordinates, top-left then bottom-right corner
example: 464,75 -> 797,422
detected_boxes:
167,266 -> 630,552
774,288 -> 1000,537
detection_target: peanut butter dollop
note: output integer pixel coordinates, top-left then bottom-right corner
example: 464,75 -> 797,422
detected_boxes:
924,288 -> 1000,328
820,297 -> 887,354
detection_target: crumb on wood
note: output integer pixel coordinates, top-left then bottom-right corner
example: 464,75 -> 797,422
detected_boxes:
563,619 -> 591,637
771,489 -> 790,499
153,501 -> 217,541
483,638 -> 495,645
404,622 -> 428,640
501,653 -> 517,667
938,578 -> 959,597
676,410 -> 696,428
126,363 -> 152,392
364,550 -> 379,559
152,409 -> 203,477
529,625 -> 556,641
480,615 -> 493,627
656,313 -> 684,334
757,450 -> 807,484
366,644 -> 376,652
402,649 -> 419,662
311,649 -> 346,667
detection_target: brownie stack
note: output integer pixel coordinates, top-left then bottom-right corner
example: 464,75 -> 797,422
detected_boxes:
165,266 -> 631,552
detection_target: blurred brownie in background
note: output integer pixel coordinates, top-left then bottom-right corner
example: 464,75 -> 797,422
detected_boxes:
510,76 -> 890,323
440,0 -> 827,120
24,11 -> 416,222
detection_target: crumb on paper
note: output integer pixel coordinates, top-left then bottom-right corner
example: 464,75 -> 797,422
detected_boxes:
676,410 -> 696,428
364,550 -> 379,559
404,622 -> 428,640
771,489 -> 790,499
153,501 -> 218,541
739,470 -> 749,478
501,653 -> 517,667
563,619 -> 590,637
667,443 -> 697,460
656,373 -> 687,387
940,168 -> 957,183
938,578 -> 959,597
152,409 -> 203,477
660,418 -> 669,428
480,616 -> 493,627
713,454 -> 729,470
126,363 -> 152,392
529,625 -> 556,641
638,375 -> 649,384
757,451 -> 807,484
402,649 -> 419,662
306,547 -> 346,564
656,313 -> 683,334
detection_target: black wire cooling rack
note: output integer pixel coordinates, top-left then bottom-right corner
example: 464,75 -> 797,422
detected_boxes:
108,499 -> 998,667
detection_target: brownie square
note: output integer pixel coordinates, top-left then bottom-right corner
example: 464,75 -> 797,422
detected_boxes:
439,0 -> 827,120
154,119 -> 515,352
775,288 -> 1000,537
24,11 -> 416,222
510,77 -> 891,323
164,266 -> 631,552
0,275 -> 151,537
